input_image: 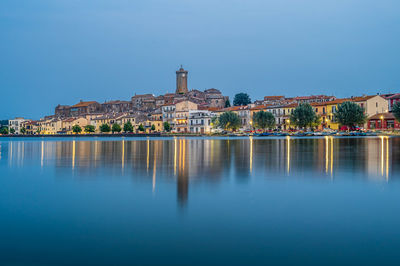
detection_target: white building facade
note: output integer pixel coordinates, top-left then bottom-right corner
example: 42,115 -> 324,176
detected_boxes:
9,117 -> 29,134
189,110 -> 215,134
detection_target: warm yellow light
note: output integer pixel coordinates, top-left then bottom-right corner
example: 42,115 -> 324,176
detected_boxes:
380,116 -> 384,120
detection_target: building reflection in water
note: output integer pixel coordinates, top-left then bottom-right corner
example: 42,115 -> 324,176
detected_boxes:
1,137 -> 398,204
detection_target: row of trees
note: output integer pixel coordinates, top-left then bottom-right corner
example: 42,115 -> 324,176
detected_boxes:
70,122 -> 158,134
212,101 -> 373,131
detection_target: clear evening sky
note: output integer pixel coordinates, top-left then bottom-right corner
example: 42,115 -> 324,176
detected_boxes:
1,0 -> 399,119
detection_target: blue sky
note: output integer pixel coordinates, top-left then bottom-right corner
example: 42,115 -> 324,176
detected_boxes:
1,0 -> 399,119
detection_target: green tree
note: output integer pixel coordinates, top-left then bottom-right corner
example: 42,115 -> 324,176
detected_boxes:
138,124 -> 145,132
253,111 -> 275,130
123,121 -> 134,133
100,123 -> 111,133
36,128 -> 41,134
163,122 -> 171,132
72,124 -> 82,134
20,127 -> 26,134
10,128 -> 15,134
290,103 -> 317,129
311,115 -> 322,130
233,93 -> 251,106
218,111 -> 241,131
225,99 -> 231,108
392,102 -> 400,122
334,101 -> 367,129
151,124 -> 156,131
112,123 -> 122,133
0,127 -> 9,135
84,125 -> 95,133
211,116 -> 220,128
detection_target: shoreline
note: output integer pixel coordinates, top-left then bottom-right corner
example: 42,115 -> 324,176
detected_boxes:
0,133 -> 397,138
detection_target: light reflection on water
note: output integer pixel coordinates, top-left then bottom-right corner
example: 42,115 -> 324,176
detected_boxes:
0,137 -> 396,203
0,136 -> 399,265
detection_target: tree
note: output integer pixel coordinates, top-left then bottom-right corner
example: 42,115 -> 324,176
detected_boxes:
84,125 -> 95,133
233,93 -> 251,106
100,123 -> 111,133
253,111 -> 275,130
112,123 -> 122,133
123,121 -> 134,133
290,103 -> 317,129
225,99 -> 231,108
72,124 -> 82,134
218,111 -> 241,131
36,128 -> 41,134
20,127 -> 26,134
311,115 -> 322,130
334,101 -> 367,129
163,122 -> 171,132
0,127 -> 8,135
393,102 -> 400,122
211,116 -> 220,128
10,128 -> 15,134
138,124 -> 145,132
151,124 -> 156,131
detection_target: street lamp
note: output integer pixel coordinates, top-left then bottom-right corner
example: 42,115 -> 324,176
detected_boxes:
380,115 -> 384,129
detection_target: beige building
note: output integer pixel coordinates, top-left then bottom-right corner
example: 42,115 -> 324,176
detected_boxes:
61,117 -> 89,133
351,95 -> 388,118
38,118 -> 63,134
174,100 -> 198,132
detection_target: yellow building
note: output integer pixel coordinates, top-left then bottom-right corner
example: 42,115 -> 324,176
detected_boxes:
282,103 -> 298,130
144,119 -> 163,133
91,113 -> 126,132
21,120 -> 39,135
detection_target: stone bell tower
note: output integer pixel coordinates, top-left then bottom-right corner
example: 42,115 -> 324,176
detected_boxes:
176,65 -> 188,94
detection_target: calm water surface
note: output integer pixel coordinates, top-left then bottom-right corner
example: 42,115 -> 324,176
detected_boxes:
1,136 -> 400,265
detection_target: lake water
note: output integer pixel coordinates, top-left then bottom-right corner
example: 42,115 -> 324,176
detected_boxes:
1,136 -> 400,265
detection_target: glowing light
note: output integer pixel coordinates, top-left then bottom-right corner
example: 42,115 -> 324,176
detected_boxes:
182,139 -> 186,171
72,140 -> 76,170
325,136 -> 329,173
386,136 -> 389,181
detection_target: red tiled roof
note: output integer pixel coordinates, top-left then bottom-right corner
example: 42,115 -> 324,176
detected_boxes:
72,101 -> 98,108
250,104 -> 271,111
264,96 -> 284,100
294,95 -> 334,100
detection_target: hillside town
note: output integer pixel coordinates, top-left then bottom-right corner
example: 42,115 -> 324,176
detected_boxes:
2,66 -> 400,135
